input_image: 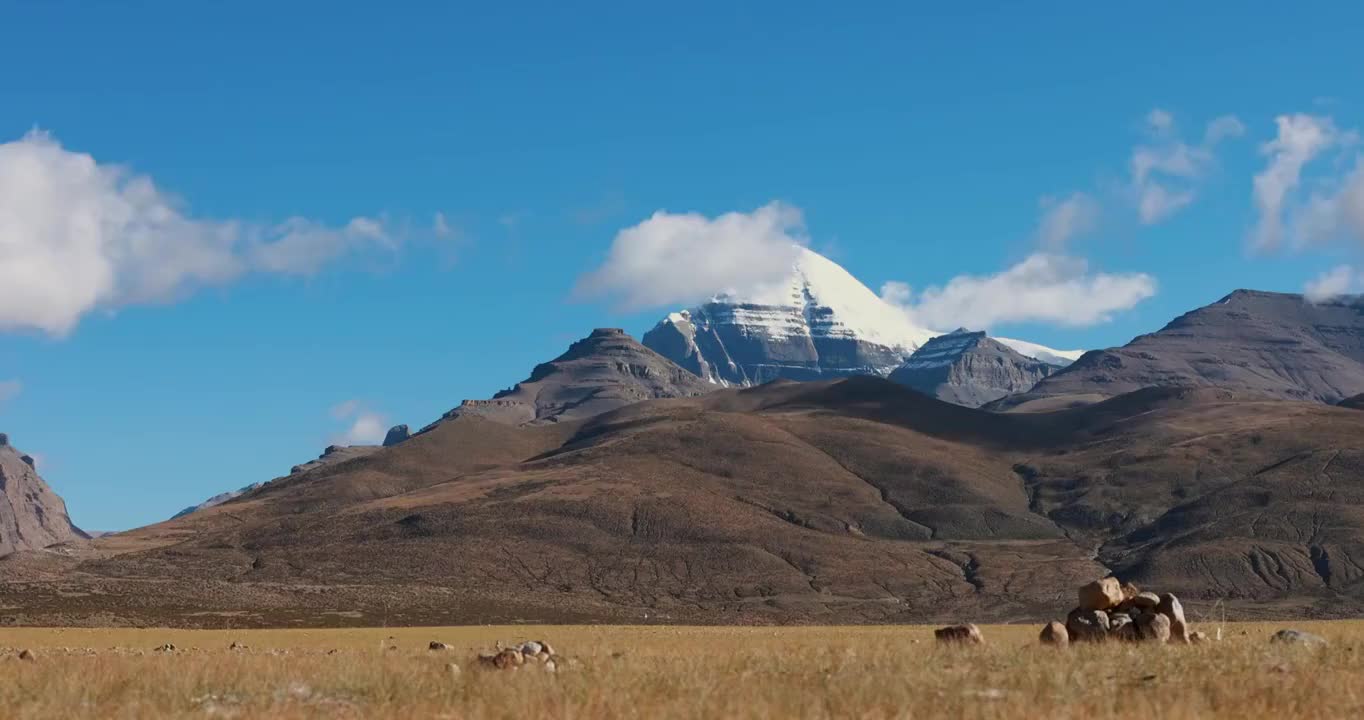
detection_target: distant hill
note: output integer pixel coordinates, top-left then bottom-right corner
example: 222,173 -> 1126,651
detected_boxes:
995,290 -> 1364,410
888,329 -> 1062,407
435,328 -> 713,427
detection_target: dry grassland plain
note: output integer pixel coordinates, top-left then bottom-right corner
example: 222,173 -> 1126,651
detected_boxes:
2,622 -> 1363,719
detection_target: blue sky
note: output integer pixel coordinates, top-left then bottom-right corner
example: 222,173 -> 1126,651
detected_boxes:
3,1 -> 1364,530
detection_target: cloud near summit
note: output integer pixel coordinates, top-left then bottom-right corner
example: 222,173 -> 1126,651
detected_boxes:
0,130 -> 398,337
584,202 -> 1155,330
575,202 -> 808,310
881,254 -> 1157,330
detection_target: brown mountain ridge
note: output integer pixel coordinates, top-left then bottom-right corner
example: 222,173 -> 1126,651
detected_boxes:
5,373 -> 1364,627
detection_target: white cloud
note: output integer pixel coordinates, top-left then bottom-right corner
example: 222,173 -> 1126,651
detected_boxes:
0,379 -> 20,407
878,280 -> 912,307
1304,265 -> 1359,303
1130,112 -> 1243,224
433,211 -> 452,238
1292,156 -> 1364,248
1250,114 -> 1351,251
0,130 -> 395,336
1205,115 -> 1247,144
1037,192 -> 1099,249
577,202 -> 807,310
885,254 -> 1156,330
1146,108 -> 1175,135
329,400 -> 388,445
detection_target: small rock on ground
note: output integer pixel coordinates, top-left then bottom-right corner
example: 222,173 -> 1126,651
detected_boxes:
934,624 -> 984,644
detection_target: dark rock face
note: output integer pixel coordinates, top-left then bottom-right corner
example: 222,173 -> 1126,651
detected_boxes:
1340,393 -> 1364,410
1001,290 -> 1364,408
436,328 -> 714,427
382,425 -> 410,447
0,435 -> 86,556
888,330 -> 1059,407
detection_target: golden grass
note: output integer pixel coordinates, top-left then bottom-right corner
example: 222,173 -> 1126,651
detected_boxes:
2,622 -> 1362,719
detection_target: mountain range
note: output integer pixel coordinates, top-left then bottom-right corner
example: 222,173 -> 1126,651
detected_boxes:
996,289 -> 1364,411
6,374 -> 1364,627
8,250 -> 1364,627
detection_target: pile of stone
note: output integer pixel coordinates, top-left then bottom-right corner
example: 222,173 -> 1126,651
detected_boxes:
1041,577 -> 1207,646
474,640 -> 562,672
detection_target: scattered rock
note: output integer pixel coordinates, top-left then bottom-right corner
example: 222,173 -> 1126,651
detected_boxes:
519,641 -> 543,657
1137,612 -> 1171,643
1189,631 -> 1209,644
1270,629 -> 1328,646
1066,607 -> 1110,643
446,662 -> 461,676
1133,592 -> 1161,610
429,641 -> 452,651
155,643 -> 176,652
229,641 -> 247,651
1120,582 -> 1141,601
1157,593 -> 1188,642
1039,621 -> 1068,646
17,649 -> 35,661
934,624 -> 984,644
1077,578 -> 1124,611
1110,615 -> 1139,642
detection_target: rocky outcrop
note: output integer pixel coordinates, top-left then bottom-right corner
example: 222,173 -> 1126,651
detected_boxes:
433,328 -> 713,428
888,330 -> 1060,407
0,433 -> 86,556
382,425 -> 410,447
288,444 -> 381,475
1000,290 -> 1364,409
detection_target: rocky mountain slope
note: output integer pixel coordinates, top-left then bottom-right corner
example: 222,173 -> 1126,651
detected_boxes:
888,329 -> 1061,407
170,329 -> 706,522
996,290 -> 1364,411
433,328 -> 713,427
643,247 -> 1079,386
7,379 -> 1364,626
0,434 -> 85,556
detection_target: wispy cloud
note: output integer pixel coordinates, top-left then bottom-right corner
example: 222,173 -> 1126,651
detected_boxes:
0,130 -> 400,337
1304,265 -> 1359,303
1130,109 -> 1244,224
1250,114 -> 1355,251
329,400 -> 388,446
881,254 -> 1156,330
1037,192 -> 1100,250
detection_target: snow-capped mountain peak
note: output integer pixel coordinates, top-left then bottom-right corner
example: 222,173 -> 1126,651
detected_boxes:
713,247 -> 940,351
642,246 -> 1082,386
